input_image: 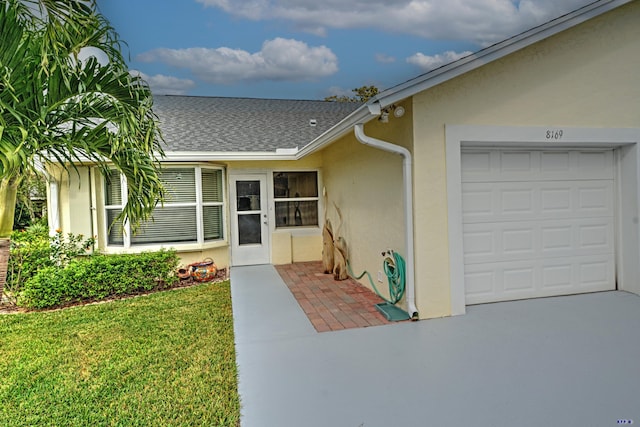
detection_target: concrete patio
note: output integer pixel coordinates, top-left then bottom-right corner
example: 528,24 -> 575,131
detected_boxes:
231,264 -> 640,427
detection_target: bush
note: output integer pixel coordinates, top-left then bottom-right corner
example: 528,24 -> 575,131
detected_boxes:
17,250 -> 180,309
6,225 -> 94,302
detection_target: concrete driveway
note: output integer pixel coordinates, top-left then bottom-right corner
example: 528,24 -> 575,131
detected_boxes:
231,265 -> 640,427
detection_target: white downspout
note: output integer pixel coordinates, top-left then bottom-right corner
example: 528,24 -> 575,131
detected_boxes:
354,123 -> 418,319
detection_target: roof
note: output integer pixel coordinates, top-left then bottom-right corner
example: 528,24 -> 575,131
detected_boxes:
152,95 -> 361,153
152,0 -> 631,161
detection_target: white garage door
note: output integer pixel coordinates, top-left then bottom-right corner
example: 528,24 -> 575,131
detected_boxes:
462,149 -> 616,304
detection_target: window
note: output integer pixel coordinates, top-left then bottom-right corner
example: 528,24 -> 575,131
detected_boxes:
273,171 -> 319,228
105,166 -> 224,247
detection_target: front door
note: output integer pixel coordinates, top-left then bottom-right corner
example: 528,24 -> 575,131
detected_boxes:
230,174 -> 270,266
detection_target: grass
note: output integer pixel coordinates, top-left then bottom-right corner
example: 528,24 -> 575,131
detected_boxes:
0,281 -> 240,427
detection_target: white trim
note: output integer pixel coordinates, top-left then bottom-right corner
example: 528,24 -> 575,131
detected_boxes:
283,0 -> 631,162
272,170 -> 323,232
296,107 -> 374,158
370,0 -> 630,110
195,167 -> 204,243
445,125 -> 640,314
103,164 -> 226,249
99,239 -> 228,255
164,151 -> 299,162
228,172 -> 271,266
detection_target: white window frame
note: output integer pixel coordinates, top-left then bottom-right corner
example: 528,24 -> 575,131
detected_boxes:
103,164 -> 226,249
271,170 -> 322,231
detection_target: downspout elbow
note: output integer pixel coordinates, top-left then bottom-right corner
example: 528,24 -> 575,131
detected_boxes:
354,123 -> 418,319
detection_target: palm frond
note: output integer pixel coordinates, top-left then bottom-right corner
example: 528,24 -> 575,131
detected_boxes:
0,0 -> 164,230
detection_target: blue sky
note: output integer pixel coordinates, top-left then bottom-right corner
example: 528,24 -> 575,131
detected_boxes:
95,0 -> 595,100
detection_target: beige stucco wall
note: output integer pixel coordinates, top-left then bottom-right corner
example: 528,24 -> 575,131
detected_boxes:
56,152 -> 327,270
226,152 -> 325,265
321,101 -> 413,303
411,1 -> 640,318
57,166 -> 94,239
55,165 -> 231,269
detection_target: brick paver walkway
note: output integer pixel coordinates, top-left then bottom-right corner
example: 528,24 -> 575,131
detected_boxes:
275,261 -> 396,332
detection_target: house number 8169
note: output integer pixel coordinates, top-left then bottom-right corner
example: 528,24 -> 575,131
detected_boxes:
546,129 -> 564,140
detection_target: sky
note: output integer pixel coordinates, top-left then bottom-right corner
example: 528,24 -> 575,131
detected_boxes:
95,0 -> 596,100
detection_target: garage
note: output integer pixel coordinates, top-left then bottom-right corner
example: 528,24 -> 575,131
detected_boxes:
461,148 -> 616,304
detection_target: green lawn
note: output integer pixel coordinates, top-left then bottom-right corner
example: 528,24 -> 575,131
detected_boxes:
0,281 -> 240,427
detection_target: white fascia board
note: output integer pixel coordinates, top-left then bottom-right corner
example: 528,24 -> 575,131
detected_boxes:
163,151 -> 298,162
293,0 -> 631,160
372,0 -> 631,109
295,105 -> 376,158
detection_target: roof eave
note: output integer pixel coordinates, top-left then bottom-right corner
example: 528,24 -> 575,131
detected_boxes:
291,0 -> 630,160
295,104 -> 378,159
163,151 -> 299,162
371,0 -> 631,110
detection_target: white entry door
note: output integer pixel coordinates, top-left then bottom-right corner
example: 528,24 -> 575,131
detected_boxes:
230,174 -> 270,266
462,149 -> 616,304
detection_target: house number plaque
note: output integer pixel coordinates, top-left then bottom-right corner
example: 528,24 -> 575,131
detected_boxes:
545,129 -> 564,140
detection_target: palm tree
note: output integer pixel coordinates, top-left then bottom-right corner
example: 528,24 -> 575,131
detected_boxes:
0,0 -> 165,299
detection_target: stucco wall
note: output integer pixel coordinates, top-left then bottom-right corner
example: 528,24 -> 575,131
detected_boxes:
411,2 -> 640,318
321,101 -> 413,302
226,152 -> 325,265
57,166 -> 94,239
55,153 -> 327,269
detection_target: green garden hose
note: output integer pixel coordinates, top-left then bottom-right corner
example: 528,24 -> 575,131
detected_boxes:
347,251 -> 406,305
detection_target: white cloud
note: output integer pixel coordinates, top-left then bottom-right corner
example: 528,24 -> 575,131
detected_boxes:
195,0 -> 594,45
130,70 -> 196,95
406,50 -> 473,71
137,38 -> 338,84
375,53 -> 396,64
325,86 -> 352,98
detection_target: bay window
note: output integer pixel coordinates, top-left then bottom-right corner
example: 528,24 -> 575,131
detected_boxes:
105,166 -> 224,247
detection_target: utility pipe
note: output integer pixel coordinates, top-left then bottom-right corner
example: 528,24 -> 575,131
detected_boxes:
354,123 -> 418,319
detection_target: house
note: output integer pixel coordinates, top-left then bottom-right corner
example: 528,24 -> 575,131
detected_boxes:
49,0 -> 640,320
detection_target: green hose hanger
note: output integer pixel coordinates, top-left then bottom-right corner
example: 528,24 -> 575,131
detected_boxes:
347,251 -> 410,321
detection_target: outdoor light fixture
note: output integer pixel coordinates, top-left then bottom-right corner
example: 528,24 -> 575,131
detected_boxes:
378,104 -> 404,122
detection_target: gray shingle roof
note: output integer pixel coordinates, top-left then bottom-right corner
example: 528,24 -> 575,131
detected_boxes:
152,95 -> 361,153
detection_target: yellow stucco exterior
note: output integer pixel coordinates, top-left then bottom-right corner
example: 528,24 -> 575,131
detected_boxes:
52,2 -> 639,320
320,102 -> 412,303
410,1 -> 640,318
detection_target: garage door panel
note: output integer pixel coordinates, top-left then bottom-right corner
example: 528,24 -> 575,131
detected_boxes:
465,218 -> 613,264
578,185 -> 613,212
501,188 -> 535,215
463,180 -> 614,223
461,188 -> 494,218
462,148 -> 616,305
465,255 -> 615,304
540,187 -> 572,213
462,150 -> 614,182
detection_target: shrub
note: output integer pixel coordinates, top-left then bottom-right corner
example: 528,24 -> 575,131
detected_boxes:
6,225 -> 94,302
17,250 -> 180,309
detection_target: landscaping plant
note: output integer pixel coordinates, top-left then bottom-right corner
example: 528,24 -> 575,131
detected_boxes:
5,225 -> 94,304
0,0 -> 166,298
17,250 -> 179,309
